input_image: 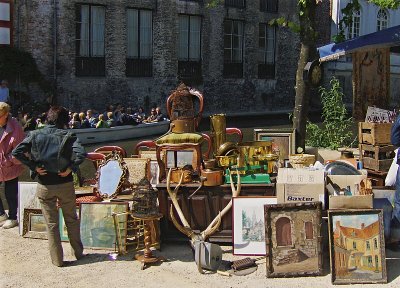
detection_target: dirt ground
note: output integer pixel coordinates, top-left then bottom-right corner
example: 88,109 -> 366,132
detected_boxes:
1,223 -> 399,288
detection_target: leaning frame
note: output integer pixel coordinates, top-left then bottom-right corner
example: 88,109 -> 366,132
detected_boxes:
328,209 -> 387,285
264,202 -> 323,278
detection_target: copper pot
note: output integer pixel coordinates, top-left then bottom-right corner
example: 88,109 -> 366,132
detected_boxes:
170,168 -> 192,183
203,159 -> 217,169
201,169 -> 224,186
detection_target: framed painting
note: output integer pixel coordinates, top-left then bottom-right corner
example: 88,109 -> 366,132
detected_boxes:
264,202 -> 323,278
328,209 -> 387,284
79,202 -> 129,250
254,128 -> 296,167
232,196 -> 277,255
22,208 -> 47,240
149,160 -> 160,186
123,157 -> 150,185
59,207 -> 80,242
18,182 -> 40,235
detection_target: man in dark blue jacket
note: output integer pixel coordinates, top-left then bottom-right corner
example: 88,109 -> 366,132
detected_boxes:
12,106 -> 87,266
390,117 -> 400,250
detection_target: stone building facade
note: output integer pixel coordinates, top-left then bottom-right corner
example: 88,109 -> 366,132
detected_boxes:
13,0 -> 330,115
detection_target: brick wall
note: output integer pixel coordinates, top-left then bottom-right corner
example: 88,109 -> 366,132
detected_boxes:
13,0 -> 328,115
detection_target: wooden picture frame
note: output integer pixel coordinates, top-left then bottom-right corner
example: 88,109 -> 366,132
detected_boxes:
59,207 -> 80,242
254,128 -> 296,167
79,202 -> 129,250
123,157 -> 151,185
328,209 -> 387,284
264,202 -> 323,278
232,196 -> 277,255
18,182 -> 40,236
22,208 -> 47,240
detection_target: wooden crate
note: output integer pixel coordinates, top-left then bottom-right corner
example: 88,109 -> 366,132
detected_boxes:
365,169 -> 388,187
359,144 -> 395,172
358,122 -> 392,145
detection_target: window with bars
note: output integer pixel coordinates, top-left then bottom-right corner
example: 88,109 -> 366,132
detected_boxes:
178,15 -> 202,81
75,4 -> 105,76
347,10 -> 361,39
225,0 -> 245,9
126,9 -> 153,77
223,19 -> 243,78
377,9 -> 388,31
260,0 -> 278,13
258,23 -> 275,79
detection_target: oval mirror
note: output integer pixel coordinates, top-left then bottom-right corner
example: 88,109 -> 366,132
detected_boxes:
97,155 -> 125,198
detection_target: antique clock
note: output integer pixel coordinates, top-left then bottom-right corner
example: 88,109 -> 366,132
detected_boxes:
304,60 -> 322,87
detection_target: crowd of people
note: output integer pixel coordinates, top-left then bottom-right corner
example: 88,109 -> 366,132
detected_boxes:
14,104 -> 168,132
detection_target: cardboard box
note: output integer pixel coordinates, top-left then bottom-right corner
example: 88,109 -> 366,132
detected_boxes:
327,174 -> 373,209
328,195 -> 373,209
277,168 -> 326,208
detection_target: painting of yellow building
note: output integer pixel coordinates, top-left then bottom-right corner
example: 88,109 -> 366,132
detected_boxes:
329,210 -> 387,284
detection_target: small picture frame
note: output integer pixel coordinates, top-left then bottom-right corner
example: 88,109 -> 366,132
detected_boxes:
254,128 -> 296,167
149,160 -> 160,186
22,208 -> 48,240
232,196 -> 277,255
264,202 -> 323,278
328,209 -> 387,284
123,157 -> 151,185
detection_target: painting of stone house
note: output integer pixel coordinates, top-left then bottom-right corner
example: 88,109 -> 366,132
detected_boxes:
328,210 -> 387,284
264,202 -> 322,277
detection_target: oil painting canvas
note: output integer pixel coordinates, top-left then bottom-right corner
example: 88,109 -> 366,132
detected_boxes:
233,197 -> 277,255
80,202 -> 128,250
328,209 -> 387,284
264,202 -> 322,278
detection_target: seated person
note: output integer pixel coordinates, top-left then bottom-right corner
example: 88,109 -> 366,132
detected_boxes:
132,107 -> 146,124
143,108 -> 157,123
96,114 -> 109,128
106,111 -> 116,127
154,107 -> 166,122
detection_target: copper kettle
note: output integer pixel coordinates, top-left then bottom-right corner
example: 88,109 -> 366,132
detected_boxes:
201,169 -> 224,186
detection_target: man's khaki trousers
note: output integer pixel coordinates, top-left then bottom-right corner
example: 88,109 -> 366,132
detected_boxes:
37,181 -> 83,267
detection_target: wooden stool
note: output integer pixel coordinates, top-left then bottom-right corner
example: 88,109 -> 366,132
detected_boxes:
132,213 -> 165,270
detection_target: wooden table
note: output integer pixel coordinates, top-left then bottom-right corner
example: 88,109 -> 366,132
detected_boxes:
156,183 -> 275,243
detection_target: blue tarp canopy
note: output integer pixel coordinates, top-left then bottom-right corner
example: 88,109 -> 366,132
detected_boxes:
318,25 -> 400,62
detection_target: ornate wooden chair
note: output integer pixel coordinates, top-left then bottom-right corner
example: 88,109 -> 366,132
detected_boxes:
94,145 -> 127,158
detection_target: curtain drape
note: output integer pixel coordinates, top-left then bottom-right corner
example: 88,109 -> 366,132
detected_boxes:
79,5 -> 89,56
91,6 -> 105,57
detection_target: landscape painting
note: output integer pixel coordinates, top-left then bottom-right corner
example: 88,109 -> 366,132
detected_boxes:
328,209 -> 387,284
233,197 -> 277,255
264,202 -> 322,278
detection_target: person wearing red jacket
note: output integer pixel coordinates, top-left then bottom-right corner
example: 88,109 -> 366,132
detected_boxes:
0,102 -> 25,229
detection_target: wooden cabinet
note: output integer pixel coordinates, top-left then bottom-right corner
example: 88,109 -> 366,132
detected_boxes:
157,183 -> 275,243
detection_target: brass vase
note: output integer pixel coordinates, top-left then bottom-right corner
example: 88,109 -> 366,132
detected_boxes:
210,114 -> 226,157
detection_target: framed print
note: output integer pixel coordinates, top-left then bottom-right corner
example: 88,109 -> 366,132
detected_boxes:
233,196 -> 277,255
264,202 -> 323,278
59,207 -> 80,242
254,128 -> 296,166
149,160 -> 160,186
123,157 -> 150,185
328,209 -> 387,284
22,208 -> 47,240
79,202 -> 129,250
18,182 -> 40,235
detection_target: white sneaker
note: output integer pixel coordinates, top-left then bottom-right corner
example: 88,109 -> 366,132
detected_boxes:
0,214 -> 8,227
2,219 -> 18,229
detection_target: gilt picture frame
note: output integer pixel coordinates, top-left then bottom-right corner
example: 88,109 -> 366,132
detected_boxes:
22,208 -> 48,240
254,128 -> 296,167
232,196 -> 277,255
18,182 -> 40,235
79,202 -> 129,250
264,202 -> 323,278
328,209 -> 387,285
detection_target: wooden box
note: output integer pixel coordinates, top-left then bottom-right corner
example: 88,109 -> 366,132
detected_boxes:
365,169 -> 388,187
358,122 -> 392,145
359,144 -> 395,172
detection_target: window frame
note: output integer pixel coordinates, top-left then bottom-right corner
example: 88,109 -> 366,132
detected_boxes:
178,14 -> 202,82
75,4 -> 106,77
126,8 -> 153,77
223,19 -> 244,78
260,0 -> 278,13
225,0 -> 246,9
348,10 -> 361,39
258,23 -> 276,79
377,9 -> 388,31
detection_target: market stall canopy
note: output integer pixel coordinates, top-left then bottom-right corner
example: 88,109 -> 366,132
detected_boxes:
318,25 -> 400,62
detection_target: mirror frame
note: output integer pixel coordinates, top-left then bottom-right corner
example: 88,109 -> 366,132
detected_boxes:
96,152 -> 127,199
